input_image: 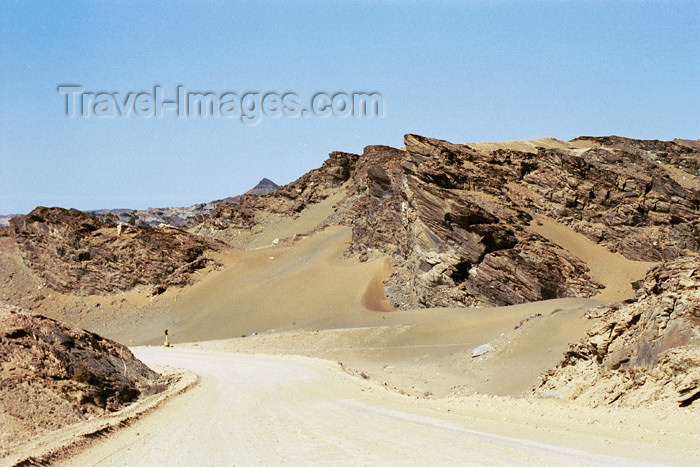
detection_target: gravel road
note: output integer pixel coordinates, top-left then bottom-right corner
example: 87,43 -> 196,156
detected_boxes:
58,347 -> 649,466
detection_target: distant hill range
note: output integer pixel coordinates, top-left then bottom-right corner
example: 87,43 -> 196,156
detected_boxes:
86,178 -> 281,228
0,178 -> 280,229
209,178 -> 281,204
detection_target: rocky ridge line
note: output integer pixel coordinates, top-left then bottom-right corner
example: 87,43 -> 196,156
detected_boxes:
193,134 -> 699,309
87,178 -> 282,228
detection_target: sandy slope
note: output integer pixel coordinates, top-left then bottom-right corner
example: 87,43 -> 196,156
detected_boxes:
101,226 -> 393,345
79,221 -> 608,398
58,347 -> 699,466
467,137 -> 596,153
176,297 -> 599,398
30,191 -> 656,399
93,209 -> 655,398
528,215 -> 657,302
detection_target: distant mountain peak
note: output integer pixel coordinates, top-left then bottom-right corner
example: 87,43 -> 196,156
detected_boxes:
246,178 -> 280,196
207,178 -> 281,206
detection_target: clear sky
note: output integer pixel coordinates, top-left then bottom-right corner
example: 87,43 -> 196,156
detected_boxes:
1,1 -> 698,215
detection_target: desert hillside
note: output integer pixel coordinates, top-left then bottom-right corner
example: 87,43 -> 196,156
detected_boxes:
6,206 -> 224,296
0,134 -> 698,448
195,135 -> 698,309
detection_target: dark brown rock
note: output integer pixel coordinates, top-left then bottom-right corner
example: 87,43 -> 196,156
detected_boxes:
9,207 -> 224,295
190,133 -> 699,309
343,137 -> 602,307
0,305 -> 163,442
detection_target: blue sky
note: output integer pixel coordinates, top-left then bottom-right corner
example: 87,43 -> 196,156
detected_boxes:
1,1 -> 698,214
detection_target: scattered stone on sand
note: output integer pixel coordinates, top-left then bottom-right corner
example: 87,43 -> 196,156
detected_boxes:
471,343 -> 494,358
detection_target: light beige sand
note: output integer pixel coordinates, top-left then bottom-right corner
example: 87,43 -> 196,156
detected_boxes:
54,219 -> 602,400
38,196 -> 653,400
467,137 -> 597,153
105,226 -> 393,345
245,188 -> 348,248
55,348 -> 700,466
176,297 -> 598,398
528,215 -> 657,302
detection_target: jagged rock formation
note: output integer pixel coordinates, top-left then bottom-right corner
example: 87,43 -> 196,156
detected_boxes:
193,134 -> 699,308
0,305 -> 163,445
8,207 -> 224,295
348,135 -> 699,306
194,152 -> 358,243
343,140 -> 602,307
534,255 -> 700,407
521,136 -> 699,261
247,177 -> 282,196
89,205 -> 211,229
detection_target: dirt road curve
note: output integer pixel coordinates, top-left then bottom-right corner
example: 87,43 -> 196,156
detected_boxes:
60,347 -> 648,466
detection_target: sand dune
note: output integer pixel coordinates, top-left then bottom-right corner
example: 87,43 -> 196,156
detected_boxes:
528,215 -> 657,302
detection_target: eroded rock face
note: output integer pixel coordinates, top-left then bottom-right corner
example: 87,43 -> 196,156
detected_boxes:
194,151 -> 359,242
387,135 -> 698,263
534,256 -> 700,407
9,207 -> 224,295
575,135 -> 700,176
344,137 -> 603,307
522,143 -> 699,261
192,134 -> 699,309
0,305 -> 162,442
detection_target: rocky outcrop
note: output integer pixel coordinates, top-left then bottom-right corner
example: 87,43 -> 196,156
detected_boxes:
534,255 -> 700,407
9,207 -> 224,295
194,152 -> 359,243
344,138 -> 602,307
0,305 -> 163,443
210,177 -> 282,205
88,205 -> 211,229
520,140 -> 699,261
191,134 -> 699,308
376,135 -> 698,263
574,136 -> 700,177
